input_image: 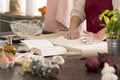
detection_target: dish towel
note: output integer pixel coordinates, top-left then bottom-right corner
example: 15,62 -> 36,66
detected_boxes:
44,0 -> 76,32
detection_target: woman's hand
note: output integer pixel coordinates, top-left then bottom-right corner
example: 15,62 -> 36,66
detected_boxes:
64,28 -> 80,40
80,31 -> 101,44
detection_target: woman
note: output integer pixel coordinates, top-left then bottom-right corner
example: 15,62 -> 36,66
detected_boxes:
64,0 -> 120,44
44,0 -> 76,32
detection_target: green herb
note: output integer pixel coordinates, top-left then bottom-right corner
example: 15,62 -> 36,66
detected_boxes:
99,9 -> 120,39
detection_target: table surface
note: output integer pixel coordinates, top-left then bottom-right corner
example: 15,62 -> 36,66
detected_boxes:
0,56 -> 109,80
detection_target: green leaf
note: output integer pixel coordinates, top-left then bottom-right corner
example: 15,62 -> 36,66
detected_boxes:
99,9 -> 120,39
107,10 -> 116,16
102,9 -> 110,14
110,16 -> 116,21
103,16 -> 110,24
99,9 -> 110,20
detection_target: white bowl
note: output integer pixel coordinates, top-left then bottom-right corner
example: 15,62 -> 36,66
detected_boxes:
10,20 -> 43,38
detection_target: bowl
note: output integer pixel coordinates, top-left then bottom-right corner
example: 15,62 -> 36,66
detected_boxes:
10,20 -> 43,38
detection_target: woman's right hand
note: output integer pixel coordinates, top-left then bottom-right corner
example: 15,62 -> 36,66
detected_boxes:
64,28 -> 80,40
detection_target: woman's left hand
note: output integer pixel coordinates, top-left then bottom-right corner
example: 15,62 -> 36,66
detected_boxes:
80,31 -> 101,44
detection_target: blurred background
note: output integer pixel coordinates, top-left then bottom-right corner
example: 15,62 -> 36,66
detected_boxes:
0,0 -> 47,33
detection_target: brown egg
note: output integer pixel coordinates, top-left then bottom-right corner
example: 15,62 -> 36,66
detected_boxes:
5,53 -> 15,61
0,54 -> 9,63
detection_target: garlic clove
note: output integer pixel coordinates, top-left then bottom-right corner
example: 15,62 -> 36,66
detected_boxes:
52,56 -> 65,65
101,73 -> 118,80
101,63 -> 116,75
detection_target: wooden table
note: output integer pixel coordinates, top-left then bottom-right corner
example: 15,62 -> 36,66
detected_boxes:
0,56 -> 104,80
0,31 -> 120,80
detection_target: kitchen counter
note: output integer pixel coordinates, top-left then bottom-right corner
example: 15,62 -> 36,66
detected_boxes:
0,31 -> 120,80
0,56 -> 103,80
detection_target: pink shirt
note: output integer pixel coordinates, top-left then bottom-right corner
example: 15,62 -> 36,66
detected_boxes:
44,0 -> 76,32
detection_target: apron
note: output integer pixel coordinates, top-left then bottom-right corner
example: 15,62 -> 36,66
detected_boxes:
85,0 -> 113,33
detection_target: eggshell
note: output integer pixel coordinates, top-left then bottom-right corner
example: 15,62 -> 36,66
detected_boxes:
5,53 -> 15,61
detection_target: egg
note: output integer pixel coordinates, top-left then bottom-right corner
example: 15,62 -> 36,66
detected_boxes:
0,54 -> 9,69
5,53 -> 15,61
52,56 -> 65,65
0,54 -> 9,62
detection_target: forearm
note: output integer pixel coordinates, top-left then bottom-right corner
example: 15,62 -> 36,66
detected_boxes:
96,28 -> 107,41
69,16 -> 81,30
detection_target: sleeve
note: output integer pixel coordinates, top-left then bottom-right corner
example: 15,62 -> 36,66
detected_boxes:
112,0 -> 120,10
70,0 -> 86,22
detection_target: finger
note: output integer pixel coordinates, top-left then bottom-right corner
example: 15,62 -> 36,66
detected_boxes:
86,38 -> 98,44
64,33 -> 68,39
81,37 -> 90,43
81,36 -> 95,44
80,37 -> 89,41
84,39 -> 94,44
64,33 -> 71,40
71,32 -> 80,40
82,39 -> 89,43
68,34 -> 77,40
80,34 -> 90,40
70,34 -> 78,40
75,32 -> 80,39
80,34 -> 89,39
83,31 -> 94,38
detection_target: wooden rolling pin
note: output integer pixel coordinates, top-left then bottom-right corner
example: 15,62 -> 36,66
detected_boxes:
66,51 -> 82,56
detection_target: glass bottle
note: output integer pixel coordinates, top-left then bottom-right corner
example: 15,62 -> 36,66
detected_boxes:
4,36 -> 16,55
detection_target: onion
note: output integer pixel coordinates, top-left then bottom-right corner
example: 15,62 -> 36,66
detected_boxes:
98,53 -> 116,69
85,57 -> 100,72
